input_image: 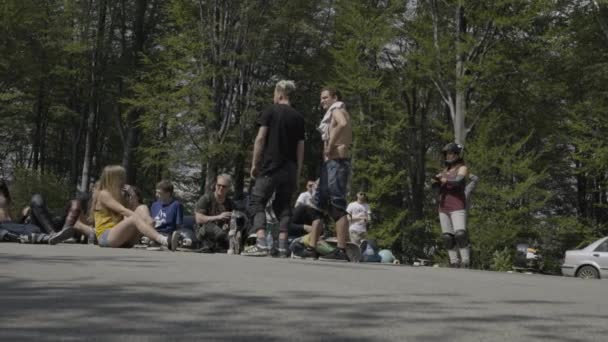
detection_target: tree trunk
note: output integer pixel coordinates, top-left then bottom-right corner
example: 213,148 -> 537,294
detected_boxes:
80,105 -> 96,192
32,82 -> 45,171
204,161 -> 217,193
122,0 -> 150,184
80,0 -> 107,191
71,108 -> 86,187
122,112 -> 141,184
454,1 -> 467,145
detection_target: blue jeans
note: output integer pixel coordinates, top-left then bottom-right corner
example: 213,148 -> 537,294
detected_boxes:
313,159 -> 351,213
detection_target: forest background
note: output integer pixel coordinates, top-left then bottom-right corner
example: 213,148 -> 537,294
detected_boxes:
2,0 -> 608,271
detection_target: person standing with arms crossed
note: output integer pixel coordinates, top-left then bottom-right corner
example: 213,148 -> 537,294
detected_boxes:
243,80 -> 305,257
432,143 -> 470,268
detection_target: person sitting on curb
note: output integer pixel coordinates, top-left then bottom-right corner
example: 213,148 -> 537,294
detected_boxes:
92,165 -> 170,249
0,178 -> 94,245
19,192 -> 95,245
150,180 -> 184,238
194,174 -> 236,253
294,180 -> 316,208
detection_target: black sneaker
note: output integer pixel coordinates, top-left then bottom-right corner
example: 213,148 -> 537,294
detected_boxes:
276,248 -> 289,258
170,231 -> 180,252
319,248 -> 350,262
165,234 -> 173,251
291,245 -> 319,260
49,226 -> 75,245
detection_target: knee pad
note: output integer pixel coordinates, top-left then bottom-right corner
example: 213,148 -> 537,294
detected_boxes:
329,206 -> 347,222
30,193 -> 45,208
454,229 -> 469,248
441,232 -> 456,250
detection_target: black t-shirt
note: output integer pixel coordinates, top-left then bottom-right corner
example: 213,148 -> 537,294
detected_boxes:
195,193 -> 235,225
257,104 -> 305,175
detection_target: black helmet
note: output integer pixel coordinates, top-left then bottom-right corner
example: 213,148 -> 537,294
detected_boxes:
442,142 -> 464,166
442,142 -> 463,155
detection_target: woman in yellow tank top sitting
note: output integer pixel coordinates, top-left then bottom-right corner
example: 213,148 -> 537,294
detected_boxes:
91,165 -> 170,248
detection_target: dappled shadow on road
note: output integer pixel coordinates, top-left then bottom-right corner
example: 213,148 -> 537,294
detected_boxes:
0,251 -> 170,269
0,248 -> 605,341
0,273 -> 605,342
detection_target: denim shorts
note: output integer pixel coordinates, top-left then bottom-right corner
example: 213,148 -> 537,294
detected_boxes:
98,229 -> 112,247
98,228 -> 135,248
313,159 -> 351,212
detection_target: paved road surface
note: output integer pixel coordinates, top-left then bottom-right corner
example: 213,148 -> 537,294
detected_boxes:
1,244 -> 606,341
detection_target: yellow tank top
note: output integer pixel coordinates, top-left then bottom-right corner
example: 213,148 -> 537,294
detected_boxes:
94,209 -> 121,239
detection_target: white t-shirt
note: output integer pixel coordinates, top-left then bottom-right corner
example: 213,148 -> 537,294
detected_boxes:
295,191 -> 313,207
346,201 -> 371,232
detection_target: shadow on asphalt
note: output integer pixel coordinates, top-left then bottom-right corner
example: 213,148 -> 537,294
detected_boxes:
2,253 -> 170,268
0,249 -> 606,341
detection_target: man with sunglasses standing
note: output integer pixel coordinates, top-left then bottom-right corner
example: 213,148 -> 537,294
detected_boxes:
194,174 -> 236,253
347,192 -> 371,245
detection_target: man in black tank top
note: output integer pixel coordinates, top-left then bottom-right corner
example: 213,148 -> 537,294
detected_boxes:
243,80 -> 305,257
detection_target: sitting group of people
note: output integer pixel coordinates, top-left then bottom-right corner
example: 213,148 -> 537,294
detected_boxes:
0,165 -> 377,262
0,179 -> 95,245
0,81 -> 386,264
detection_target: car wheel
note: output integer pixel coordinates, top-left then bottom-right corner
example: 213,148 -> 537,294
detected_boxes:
577,265 -> 600,279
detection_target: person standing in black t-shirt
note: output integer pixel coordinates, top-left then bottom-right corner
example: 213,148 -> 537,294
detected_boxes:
243,80 -> 305,257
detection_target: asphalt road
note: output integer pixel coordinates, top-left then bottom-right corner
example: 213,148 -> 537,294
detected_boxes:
1,243 -> 606,341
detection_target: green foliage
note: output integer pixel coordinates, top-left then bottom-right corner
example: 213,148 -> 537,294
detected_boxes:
9,168 -> 72,215
491,247 -> 513,272
3,0 -> 608,271
466,116 -> 550,269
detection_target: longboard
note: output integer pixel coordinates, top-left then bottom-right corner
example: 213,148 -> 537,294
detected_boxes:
323,237 -> 361,262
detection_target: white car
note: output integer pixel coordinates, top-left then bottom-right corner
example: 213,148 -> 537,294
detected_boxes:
561,236 -> 608,279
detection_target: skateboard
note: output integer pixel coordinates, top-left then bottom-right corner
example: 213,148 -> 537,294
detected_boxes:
323,237 -> 361,262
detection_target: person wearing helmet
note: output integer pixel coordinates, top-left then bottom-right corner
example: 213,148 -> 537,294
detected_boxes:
432,142 -> 470,268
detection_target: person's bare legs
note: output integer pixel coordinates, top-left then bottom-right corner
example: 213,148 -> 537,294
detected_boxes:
133,204 -> 154,226
335,215 -> 348,249
309,219 -> 323,248
74,220 -> 94,236
106,214 -> 164,248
